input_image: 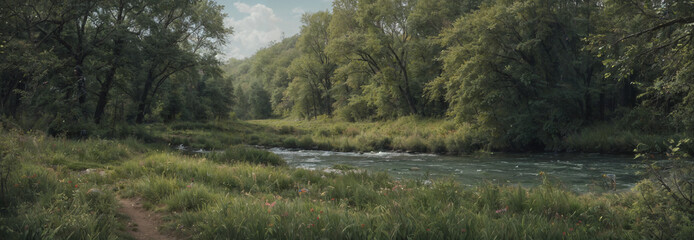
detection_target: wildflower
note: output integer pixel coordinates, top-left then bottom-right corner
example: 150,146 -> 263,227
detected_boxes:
539,171 -> 545,176
186,184 -> 192,188
331,198 -> 335,201
361,224 -> 365,228
75,184 -> 79,188
319,210 -> 323,214
13,183 -> 19,187
316,216 -> 320,220
265,201 -> 276,208
310,208 -> 314,212
495,206 -> 509,214
569,228 -> 574,231
426,229 -> 430,231
563,232 -> 566,236
68,180 -> 72,184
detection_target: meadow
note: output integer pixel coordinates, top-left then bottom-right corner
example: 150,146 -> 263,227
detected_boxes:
145,117 -> 677,154
1,122 -> 692,239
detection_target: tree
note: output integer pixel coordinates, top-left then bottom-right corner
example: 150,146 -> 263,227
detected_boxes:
250,36 -> 300,116
249,82 -> 272,119
431,0 -> 597,150
287,11 -> 337,118
589,0 -> 694,132
328,0 -> 421,117
133,0 -> 229,123
94,0 -> 144,124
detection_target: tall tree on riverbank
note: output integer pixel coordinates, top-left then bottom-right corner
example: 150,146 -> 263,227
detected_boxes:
588,0 -> 694,133
328,0 -> 421,117
133,0 -> 229,123
287,11 -> 337,118
429,0 -> 601,150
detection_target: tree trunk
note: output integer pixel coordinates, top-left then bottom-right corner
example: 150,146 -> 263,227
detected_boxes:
136,71 -> 154,124
94,39 -> 124,124
94,4 -> 126,124
94,68 -> 116,124
584,65 -> 593,121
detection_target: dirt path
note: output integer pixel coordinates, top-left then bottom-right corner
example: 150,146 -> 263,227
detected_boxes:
118,197 -> 175,240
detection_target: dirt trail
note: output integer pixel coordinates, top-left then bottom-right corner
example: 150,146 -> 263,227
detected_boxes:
118,197 -> 175,240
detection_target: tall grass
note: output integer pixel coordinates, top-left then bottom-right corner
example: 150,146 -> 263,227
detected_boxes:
207,145 -> 286,166
247,117 -> 679,154
0,130 -> 139,239
110,150 -> 642,239
1,121 -> 688,239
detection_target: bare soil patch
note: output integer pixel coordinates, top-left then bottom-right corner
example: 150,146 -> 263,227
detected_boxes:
118,197 -> 175,240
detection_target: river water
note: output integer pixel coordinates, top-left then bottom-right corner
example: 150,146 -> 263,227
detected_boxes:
269,148 -> 643,193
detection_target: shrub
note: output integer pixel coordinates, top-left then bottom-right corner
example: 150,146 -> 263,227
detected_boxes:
298,136 -> 315,149
277,125 -> 295,134
282,137 -> 298,148
165,185 -> 217,211
209,145 -> 286,166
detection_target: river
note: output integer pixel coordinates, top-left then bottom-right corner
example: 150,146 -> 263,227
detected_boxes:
269,148 -> 642,193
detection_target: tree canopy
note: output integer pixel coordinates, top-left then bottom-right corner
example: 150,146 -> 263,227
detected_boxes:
2,0 -> 693,150
223,0 -> 694,150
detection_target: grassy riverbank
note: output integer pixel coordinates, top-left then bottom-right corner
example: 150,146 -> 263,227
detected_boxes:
1,125 -> 693,239
247,117 -> 679,154
118,117 -> 680,155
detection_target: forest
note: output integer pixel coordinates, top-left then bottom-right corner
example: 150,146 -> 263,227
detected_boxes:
1,0 -> 694,239
1,0 -> 693,151
228,0 -> 694,152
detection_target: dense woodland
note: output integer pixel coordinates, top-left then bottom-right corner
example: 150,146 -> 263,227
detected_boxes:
1,0 -> 233,134
2,0 -> 694,150
227,0 -> 694,151
2,1 -> 694,239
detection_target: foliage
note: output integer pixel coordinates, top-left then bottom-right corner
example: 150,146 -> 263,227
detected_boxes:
629,139 -> 694,239
1,117 -> 693,239
208,145 -> 287,166
0,0 -> 232,132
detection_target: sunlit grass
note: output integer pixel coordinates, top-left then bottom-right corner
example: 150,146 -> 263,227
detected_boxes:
1,123 -> 688,239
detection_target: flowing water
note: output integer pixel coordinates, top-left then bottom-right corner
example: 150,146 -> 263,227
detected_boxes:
269,148 -> 642,193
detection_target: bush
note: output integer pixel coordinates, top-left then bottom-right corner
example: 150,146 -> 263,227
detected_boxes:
298,136 -> 315,149
208,145 -> 286,166
282,137 -> 298,148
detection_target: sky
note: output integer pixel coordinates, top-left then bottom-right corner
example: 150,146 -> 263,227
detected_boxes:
215,0 -> 333,60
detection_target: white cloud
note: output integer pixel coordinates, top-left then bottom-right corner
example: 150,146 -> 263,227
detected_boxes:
292,7 -> 305,16
221,2 -> 284,60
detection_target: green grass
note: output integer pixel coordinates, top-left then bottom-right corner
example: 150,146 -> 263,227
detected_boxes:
207,145 -> 286,166
247,117 -> 676,154
2,123 -> 692,239
113,153 -> 639,239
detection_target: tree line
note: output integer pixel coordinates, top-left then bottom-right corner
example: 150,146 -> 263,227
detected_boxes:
1,0 -> 232,135
228,0 -> 694,150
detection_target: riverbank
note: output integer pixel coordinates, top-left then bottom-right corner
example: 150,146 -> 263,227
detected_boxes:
102,117 -> 681,155
250,117 -> 679,154
1,126 -> 692,239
